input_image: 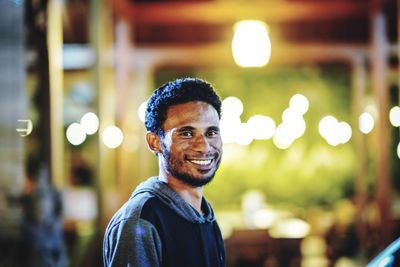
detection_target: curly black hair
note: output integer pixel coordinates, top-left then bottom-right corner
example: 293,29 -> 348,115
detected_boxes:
145,77 -> 221,135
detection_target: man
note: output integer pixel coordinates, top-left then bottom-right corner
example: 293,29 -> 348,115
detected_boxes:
103,77 -> 226,267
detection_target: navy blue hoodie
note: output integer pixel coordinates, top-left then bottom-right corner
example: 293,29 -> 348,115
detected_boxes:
103,177 -> 226,267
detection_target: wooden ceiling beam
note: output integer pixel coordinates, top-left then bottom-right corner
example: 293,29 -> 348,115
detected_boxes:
113,0 -> 370,25
129,43 -> 373,69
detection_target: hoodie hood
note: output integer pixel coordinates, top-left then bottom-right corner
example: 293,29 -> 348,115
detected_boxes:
131,177 -> 216,224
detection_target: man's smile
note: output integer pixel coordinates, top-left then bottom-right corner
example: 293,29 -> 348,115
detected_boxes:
188,159 -> 212,166
185,155 -> 218,169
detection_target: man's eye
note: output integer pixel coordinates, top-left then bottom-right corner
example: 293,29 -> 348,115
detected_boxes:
180,131 -> 193,137
207,130 -> 219,137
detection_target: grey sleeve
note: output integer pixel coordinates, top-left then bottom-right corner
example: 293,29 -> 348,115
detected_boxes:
103,218 -> 162,267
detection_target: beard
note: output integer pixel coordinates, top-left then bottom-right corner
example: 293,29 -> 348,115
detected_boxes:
161,143 -> 221,187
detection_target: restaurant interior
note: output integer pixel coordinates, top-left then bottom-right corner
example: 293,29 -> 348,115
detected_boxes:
1,0 -> 400,266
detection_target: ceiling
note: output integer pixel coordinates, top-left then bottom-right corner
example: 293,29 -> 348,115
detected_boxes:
63,0 -> 397,47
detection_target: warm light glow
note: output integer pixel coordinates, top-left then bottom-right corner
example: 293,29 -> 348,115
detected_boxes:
359,112 -> 374,134
292,119 -> 306,139
289,94 -> 309,115
397,142 -> 400,159
138,101 -> 148,123
338,122 -> 352,144
222,96 -> 243,117
253,209 -> 277,229
389,106 -> 400,127
269,218 -> 311,238
273,123 -> 295,149
234,123 -> 253,146
66,123 -> 86,146
282,107 -> 300,123
319,116 -> 352,146
80,112 -> 99,135
220,96 -> 244,144
365,102 -> 378,120
220,116 -> 242,144
102,126 -> 124,148
242,190 -> 265,211
232,20 -> 271,67
282,108 -> 306,139
318,116 -> 338,139
247,115 -> 276,140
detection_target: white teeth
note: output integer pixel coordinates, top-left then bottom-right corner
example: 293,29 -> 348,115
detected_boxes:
190,159 -> 212,165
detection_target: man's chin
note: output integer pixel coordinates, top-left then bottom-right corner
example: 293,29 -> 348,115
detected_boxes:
175,174 -> 214,187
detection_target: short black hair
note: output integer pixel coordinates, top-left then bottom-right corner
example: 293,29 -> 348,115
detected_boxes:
145,77 -> 221,135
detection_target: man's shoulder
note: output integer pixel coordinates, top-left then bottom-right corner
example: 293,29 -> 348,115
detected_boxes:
140,195 -> 173,220
106,191 -> 156,230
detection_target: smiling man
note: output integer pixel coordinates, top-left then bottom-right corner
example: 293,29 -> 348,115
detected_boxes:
103,77 -> 225,267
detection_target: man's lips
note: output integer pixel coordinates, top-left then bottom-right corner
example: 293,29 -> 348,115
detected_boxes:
188,159 -> 212,166
185,155 -> 218,169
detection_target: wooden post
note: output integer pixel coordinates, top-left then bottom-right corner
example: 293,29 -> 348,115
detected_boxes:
352,56 -> 368,253
370,10 -> 392,247
115,20 -> 135,200
90,0 -> 116,229
47,0 -> 64,188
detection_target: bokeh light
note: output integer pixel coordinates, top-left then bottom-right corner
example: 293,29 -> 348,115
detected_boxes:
220,116 -> 242,144
319,116 -> 352,146
269,218 -> 311,238
253,209 -> 277,229
234,123 -> 253,146
338,122 -> 352,144
247,115 -> 276,140
220,96 -> 245,144
358,112 -> 374,134
281,107 -> 306,139
364,102 -> 378,120
273,123 -> 295,149
66,123 -> 86,146
271,94 -> 309,149
318,116 -> 337,139
222,96 -> 244,118
289,94 -> 309,115
102,126 -> 124,148
80,112 -> 99,135
232,20 -> 271,68
397,142 -> 400,159
282,107 -> 300,123
389,106 -> 400,127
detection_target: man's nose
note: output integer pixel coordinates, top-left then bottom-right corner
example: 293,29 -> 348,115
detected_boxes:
192,134 -> 210,151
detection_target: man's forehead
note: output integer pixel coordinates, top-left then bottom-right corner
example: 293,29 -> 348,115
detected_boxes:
167,101 -> 217,115
163,101 -> 219,128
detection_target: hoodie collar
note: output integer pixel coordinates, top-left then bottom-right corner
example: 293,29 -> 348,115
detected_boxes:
131,177 -> 215,224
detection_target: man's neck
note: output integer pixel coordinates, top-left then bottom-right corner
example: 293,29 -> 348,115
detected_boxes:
158,174 -> 204,213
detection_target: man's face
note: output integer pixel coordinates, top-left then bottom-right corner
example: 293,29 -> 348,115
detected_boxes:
159,101 -> 222,187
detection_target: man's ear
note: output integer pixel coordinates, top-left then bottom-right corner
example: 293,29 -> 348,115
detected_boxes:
146,131 -> 162,154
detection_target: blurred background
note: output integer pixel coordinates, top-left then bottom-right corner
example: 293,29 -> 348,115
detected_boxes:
1,0 -> 400,266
